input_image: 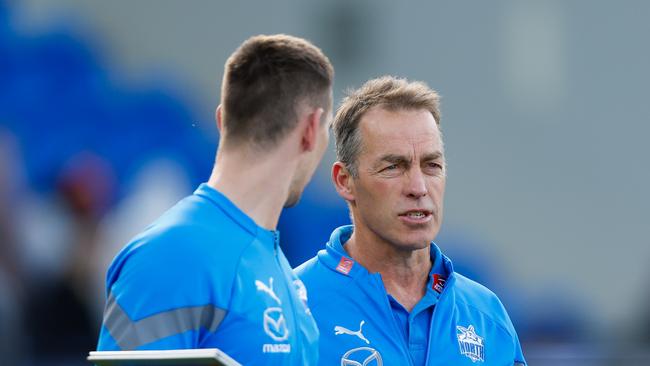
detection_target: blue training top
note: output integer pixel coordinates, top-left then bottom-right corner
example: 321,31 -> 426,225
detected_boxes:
97,183 -> 319,365
295,225 -> 526,366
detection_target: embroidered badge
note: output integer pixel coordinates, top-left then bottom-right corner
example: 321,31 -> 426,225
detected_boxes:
456,325 -> 485,363
336,256 -> 354,275
432,273 -> 446,293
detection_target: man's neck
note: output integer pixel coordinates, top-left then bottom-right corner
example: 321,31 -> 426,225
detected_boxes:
207,146 -> 296,230
345,229 -> 432,312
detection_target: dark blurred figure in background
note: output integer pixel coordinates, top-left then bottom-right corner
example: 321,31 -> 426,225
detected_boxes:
0,2 -> 212,364
0,128 -> 27,366
23,153 -> 114,365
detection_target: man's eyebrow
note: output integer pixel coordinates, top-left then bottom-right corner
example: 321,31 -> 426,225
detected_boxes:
370,154 -> 409,170
377,154 -> 410,165
372,151 -> 445,170
421,151 -> 444,161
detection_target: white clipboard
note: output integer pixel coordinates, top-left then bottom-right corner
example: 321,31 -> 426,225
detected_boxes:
87,348 -> 241,366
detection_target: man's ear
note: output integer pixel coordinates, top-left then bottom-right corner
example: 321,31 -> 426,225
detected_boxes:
332,162 -> 355,202
216,105 -> 223,131
300,107 -> 324,152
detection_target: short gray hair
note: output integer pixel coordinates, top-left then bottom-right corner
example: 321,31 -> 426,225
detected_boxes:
333,76 -> 441,176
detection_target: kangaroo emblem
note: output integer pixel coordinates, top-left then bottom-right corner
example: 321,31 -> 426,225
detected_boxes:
255,277 -> 281,305
334,320 -> 370,344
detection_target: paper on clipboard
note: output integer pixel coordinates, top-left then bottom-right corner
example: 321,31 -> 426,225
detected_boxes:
87,348 -> 241,366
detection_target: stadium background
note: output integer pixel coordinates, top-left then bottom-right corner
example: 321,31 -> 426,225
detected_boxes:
1,0 -> 649,365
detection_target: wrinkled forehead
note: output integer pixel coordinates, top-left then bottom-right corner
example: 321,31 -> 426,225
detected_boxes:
358,107 -> 444,158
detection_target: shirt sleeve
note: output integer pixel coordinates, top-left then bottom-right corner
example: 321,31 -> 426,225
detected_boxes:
512,329 -> 527,365
97,226 -> 235,350
502,301 -> 526,365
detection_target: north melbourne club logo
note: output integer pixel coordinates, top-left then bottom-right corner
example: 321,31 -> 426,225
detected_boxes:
456,325 -> 485,363
294,279 -> 308,303
293,279 -> 311,315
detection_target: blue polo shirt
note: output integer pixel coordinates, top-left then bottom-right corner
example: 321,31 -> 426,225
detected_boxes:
296,225 -> 526,365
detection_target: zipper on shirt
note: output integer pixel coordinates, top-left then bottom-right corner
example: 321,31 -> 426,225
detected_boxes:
272,231 -> 303,359
273,231 -> 279,255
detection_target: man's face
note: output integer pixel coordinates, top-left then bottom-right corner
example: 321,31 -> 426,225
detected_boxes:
348,107 -> 446,251
285,104 -> 332,207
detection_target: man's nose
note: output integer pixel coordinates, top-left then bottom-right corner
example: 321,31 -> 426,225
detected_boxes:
404,168 -> 427,198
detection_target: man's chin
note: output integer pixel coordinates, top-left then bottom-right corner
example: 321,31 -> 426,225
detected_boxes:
398,225 -> 438,245
399,242 -> 431,252
396,234 -> 436,251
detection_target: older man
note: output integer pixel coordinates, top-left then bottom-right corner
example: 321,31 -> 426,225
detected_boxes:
296,76 -> 526,365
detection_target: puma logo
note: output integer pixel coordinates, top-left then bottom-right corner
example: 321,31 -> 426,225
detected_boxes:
334,320 -> 370,344
255,277 -> 281,305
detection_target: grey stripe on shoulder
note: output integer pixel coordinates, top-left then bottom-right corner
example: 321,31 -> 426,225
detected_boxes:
103,292 -> 226,350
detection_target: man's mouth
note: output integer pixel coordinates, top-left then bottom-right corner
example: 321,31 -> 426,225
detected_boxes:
398,210 -> 433,223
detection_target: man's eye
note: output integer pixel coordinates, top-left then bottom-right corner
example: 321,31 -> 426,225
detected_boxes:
425,162 -> 444,173
383,164 -> 398,171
